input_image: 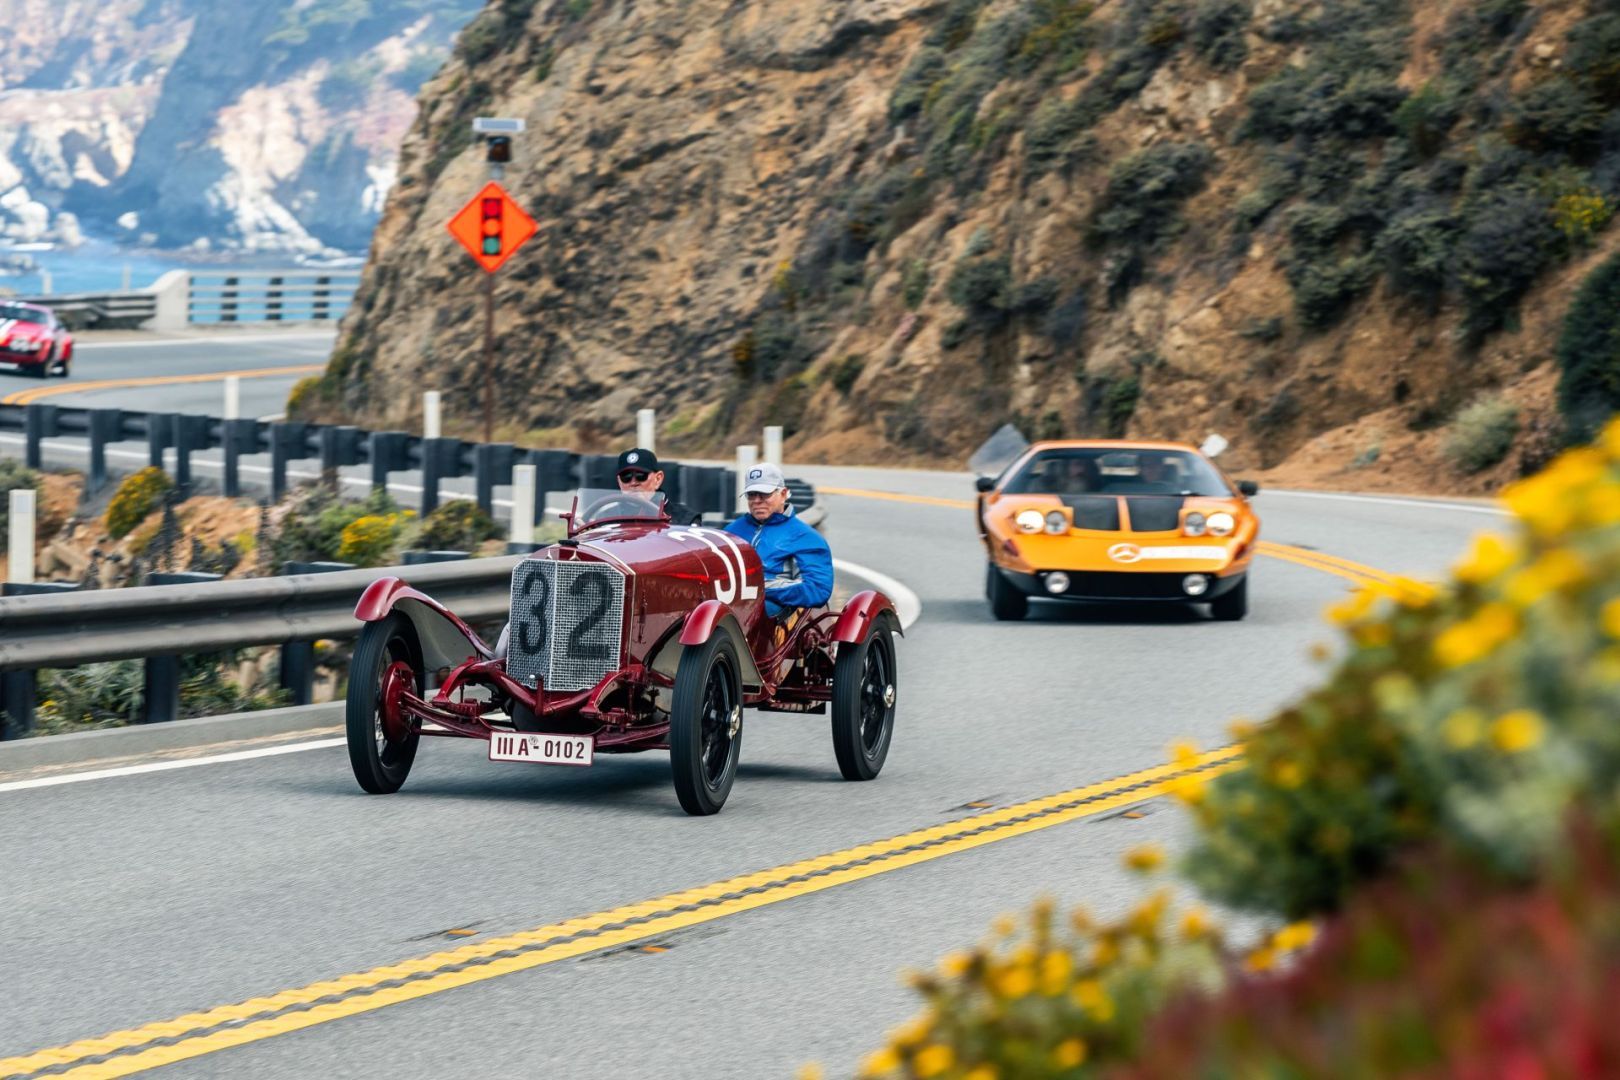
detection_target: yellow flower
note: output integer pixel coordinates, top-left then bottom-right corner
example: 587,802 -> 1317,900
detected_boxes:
798,1065 -> 825,1080
1273,920 -> 1317,953
939,951 -> 972,978
914,1044 -> 955,1078
1228,717 -> 1258,740
859,1047 -> 900,1078
1327,587 -> 1378,625
1602,597 -> 1620,640
991,914 -> 1017,938
1040,950 -> 1073,995
1581,483 -> 1620,527
1454,533 -> 1519,585
1392,577 -> 1436,607
1598,646 -> 1620,684
1053,1038 -> 1088,1068
1504,549 -> 1589,607
1071,979 -> 1114,1020
1244,945 -> 1276,972
890,1015 -> 930,1049
1169,771 -> 1208,806
1491,709 -> 1544,754
965,1068 -> 999,1080
996,966 -> 1035,999
1272,760 -> 1305,789
1169,739 -> 1200,767
1433,603 -> 1518,668
1443,708 -> 1485,750
1123,843 -> 1166,873
1180,905 -> 1214,941
1129,891 -> 1168,937
1602,415 -> 1620,461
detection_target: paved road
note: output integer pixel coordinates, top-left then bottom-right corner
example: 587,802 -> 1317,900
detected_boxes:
0,451 -> 1499,1078
0,329 -> 336,417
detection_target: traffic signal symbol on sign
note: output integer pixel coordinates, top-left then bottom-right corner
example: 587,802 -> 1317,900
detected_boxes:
448,182 -> 536,273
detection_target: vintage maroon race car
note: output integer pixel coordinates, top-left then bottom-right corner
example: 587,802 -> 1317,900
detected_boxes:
344,490 -> 901,815
0,301 -> 72,377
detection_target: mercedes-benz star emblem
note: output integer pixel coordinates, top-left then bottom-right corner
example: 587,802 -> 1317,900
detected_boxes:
1108,543 -> 1143,564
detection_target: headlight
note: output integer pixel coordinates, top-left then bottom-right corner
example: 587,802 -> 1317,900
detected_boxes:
1044,510 -> 1067,535
1015,509 -> 1044,533
1207,512 -> 1235,536
1183,511 -> 1207,537
7,337 -> 38,352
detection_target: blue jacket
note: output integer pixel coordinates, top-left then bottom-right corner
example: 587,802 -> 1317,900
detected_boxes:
725,506 -> 833,616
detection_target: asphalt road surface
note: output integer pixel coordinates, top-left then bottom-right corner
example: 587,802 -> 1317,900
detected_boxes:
0,440 -> 1501,1078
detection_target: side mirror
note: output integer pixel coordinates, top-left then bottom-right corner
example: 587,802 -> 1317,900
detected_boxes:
1238,480 -> 1259,497
974,476 -> 996,493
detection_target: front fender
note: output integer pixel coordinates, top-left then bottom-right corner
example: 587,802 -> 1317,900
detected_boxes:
831,590 -> 901,645
354,576 -> 494,669
678,600 -> 764,688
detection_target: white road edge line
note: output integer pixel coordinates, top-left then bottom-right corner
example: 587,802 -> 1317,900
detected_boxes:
0,560 -> 919,793
0,739 -> 346,793
1267,488 -> 1510,517
74,332 -> 337,351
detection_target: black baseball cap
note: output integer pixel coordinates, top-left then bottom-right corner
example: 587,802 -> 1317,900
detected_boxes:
616,448 -> 660,476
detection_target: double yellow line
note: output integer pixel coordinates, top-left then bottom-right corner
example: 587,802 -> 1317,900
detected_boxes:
0,748 -> 1242,1079
1,365 -> 325,407
1257,540 -> 1437,604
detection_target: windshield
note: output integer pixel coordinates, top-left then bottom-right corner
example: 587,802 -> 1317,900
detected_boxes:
1003,448 -> 1232,498
572,488 -> 668,528
0,303 -> 48,325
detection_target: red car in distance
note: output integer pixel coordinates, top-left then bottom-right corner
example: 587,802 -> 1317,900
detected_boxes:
0,300 -> 73,377
345,489 -> 902,815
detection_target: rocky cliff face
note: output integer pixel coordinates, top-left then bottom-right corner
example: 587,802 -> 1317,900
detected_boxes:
0,0 -> 477,253
317,0 -> 1620,488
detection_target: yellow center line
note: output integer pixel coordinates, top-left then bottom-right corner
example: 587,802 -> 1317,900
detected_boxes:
1,364 -> 325,407
818,485 -> 977,509
0,748 -> 1243,1079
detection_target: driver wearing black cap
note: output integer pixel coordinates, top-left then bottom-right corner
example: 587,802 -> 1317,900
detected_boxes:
617,447 -> 701,526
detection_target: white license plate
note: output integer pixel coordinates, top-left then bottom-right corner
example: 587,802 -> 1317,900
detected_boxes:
488,732 -> 594,767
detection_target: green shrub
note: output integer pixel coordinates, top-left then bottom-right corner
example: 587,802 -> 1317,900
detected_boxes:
1042,290 -> 1088,348
271,486 -> 403,568
1393,81 -> 1459,158
107,467 -> 172,540
1557,250 -> 1620,440
1504,77 -> 1605,155
418,499 -> 500,551
1444,396 -> 1520,472
1375,208 -> 1458,306
338,515 -> 404,566
829,354 -> 865,396
33,653 -> 289,735
1023,97 -> 1090,176
1089,142 -> 1213,249
1289,255 -> 1375,330
1188,0 -> 1249,70
1455,187 -> 1559,341
946,256 -> 1014,326
901,260 -> 931,309
0,459 -> 42,550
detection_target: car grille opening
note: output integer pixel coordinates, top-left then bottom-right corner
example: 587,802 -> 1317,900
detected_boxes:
507,560 -> 626,691
1062,496 -> 1121,531
1124,497 -> 1185,532
1057,571 -> 1204,600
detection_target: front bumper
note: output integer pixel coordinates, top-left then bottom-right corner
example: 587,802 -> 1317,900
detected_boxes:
0,348 -> 48,368
996,566 -> 1246,603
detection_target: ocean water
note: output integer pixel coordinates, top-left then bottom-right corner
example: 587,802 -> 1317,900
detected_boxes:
0,237 -> 356,296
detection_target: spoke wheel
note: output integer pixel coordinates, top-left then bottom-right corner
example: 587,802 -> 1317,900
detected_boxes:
670,634 -> 742,816
831,612 -> 898,781
346,613 -> 421,794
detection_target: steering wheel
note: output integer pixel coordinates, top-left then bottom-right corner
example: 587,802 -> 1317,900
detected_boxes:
581,494 -> 662,524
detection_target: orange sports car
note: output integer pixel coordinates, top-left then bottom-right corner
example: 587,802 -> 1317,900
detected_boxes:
974,440 -> 1260,621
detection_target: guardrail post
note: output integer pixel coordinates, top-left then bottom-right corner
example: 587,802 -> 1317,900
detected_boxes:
146,411 -> 174,469
320,425 -> 364,474
314,276 -> 331,320
510,462 -> 536,548
423,391 -> 441,440
24,404 -> 57,469
270,422 -> 308,501
420,437 -> 461,516
139,571 -> 224,723
9,488 -> 35,584
636,408 -> 655,451
763,426 -> 783,466
369,431 -> 409,491
278,561 -> 355,704
221,275 -> 239,323
86,409 -> 121,494
173,414 -> 211,495
1,668 -> 35,739
224,375 -> 241,420
529,449 -> 577,515
267,275 -> 283,322
736,444 -> 758,510
474,443 -> 514,516
221,418 -> 258,498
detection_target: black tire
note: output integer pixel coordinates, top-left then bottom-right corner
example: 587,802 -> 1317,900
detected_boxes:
831,612 -> 898,781
669,633 -> 742,816
346,613 -> 421,793
1210,574 -> 1248,621
986,563 -> 1028,621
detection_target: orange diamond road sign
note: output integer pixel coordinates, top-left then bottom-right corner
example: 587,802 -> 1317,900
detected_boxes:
448,181 -> 537,273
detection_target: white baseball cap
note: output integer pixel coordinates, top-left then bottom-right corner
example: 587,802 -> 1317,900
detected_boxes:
742,462 -> 787,494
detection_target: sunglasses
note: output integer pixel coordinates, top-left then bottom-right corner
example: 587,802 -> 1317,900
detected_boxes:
618,470 -> 651,482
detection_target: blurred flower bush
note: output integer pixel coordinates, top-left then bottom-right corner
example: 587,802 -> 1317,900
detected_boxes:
850,416 -> 1620,1078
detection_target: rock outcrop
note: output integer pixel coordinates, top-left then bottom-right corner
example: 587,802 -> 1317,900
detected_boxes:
314,0 -> 1620,488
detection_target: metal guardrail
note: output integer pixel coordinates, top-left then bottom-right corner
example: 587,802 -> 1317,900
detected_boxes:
187,270 -> 359,324
0,402 -> 745,520
11,291 -> 157,331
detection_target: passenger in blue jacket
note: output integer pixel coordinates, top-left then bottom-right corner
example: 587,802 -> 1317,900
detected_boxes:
725,462 -> 833,618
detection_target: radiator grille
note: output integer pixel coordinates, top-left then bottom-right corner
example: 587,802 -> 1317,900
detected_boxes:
507,560 -> 625,691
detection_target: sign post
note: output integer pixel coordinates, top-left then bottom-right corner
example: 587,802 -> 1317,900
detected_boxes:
447,179 -> 537,444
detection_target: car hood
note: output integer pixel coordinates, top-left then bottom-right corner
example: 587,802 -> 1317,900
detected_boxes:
0,318 -> 49,339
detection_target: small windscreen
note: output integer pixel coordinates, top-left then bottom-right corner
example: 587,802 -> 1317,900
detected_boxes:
574,488 -> 668,526
1002,448 -> 1231,497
